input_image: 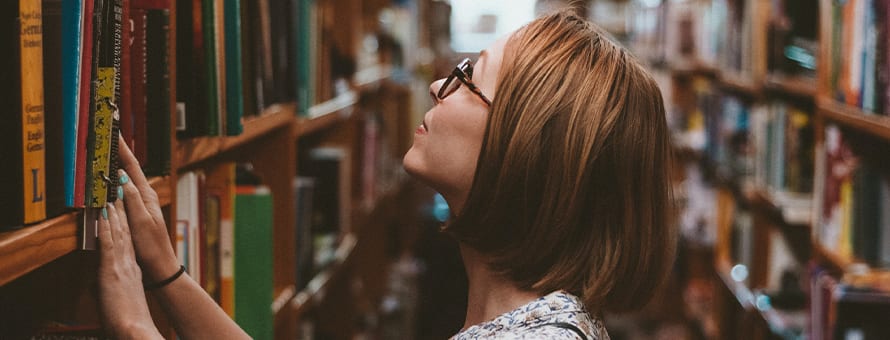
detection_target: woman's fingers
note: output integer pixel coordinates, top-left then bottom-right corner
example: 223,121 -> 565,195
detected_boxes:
117,136 -> 156,203
98,206 -> 114,252
120,169 -> 154,226
114,198 -> 130,235
107,203 -> 125,247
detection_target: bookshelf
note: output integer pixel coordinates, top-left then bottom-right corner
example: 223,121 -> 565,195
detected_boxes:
0,177 -> 171,286
626,0 -> 890,338
817,98 -> 890,142
0,0 -> 423,338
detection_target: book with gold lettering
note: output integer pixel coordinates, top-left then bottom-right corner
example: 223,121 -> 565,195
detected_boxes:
82,0 -> 123,249
0,0 -> 46,229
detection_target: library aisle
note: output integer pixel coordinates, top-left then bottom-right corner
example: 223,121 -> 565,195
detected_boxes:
1,0 -> 889,339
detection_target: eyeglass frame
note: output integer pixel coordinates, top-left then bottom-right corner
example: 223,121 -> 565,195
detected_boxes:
437,58 -> 492,106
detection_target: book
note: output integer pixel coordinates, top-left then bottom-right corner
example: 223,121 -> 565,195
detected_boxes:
85,0 -> 123,209
204,163 -> 236,303
0,0 -> 47,228
119,0 -> 132,152
293,177 -> 315,290
224,0 -> 244,134
218,164 -> 236,316
73,0 -> 96,208
61,0 -> 84,208
139,1 -> 170,176
234,184 -> 274,340
301,147 -> 352,237
176,171 -> 203,281
43,0 -> 66,218
204,0 -> 221,136
129,5 -> 147,163
175,0 -> 211,137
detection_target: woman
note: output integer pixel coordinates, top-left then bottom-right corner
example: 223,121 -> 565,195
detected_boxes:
99,9 -> 675,339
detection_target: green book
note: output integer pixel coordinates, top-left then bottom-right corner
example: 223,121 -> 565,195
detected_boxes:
224,0 -> 243,135
203,0 -> 219,135
234,185 -> 273,340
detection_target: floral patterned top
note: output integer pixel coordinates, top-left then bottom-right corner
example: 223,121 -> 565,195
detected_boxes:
450,291 -> 609,340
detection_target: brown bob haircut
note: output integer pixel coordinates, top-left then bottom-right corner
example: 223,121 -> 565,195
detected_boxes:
446,9 -> 677,314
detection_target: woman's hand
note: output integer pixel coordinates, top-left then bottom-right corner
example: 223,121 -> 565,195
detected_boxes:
117,136 -> 180,283
98,200 -> 163,339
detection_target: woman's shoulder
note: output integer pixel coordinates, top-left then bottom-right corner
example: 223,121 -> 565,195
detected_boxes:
451,291 -> 610,340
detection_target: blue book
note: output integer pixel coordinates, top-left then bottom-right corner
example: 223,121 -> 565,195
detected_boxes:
62,0 -> 84,207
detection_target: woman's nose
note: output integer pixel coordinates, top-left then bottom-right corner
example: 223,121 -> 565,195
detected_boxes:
429,79 -> 445,104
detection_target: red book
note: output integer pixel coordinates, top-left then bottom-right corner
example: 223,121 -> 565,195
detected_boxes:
130,6 -> 148,163
120,0 -> 133,152
74,0 -> 96,207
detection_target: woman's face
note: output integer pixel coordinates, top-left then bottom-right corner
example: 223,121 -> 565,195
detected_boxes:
403,35 -> 508,211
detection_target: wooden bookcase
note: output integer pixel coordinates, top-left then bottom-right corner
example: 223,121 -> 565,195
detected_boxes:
0,0 -> 423,338
626,0 -> 890,338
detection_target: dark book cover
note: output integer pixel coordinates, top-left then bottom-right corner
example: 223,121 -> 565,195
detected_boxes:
175,0 -> 209,137
269,0 -> 295,103
129,6 -> 148,164
43,0 -> 66,218
238,0 -> 258,117
851,164 -> 882,265
143,6 -> 170,176
119,0 -> 133,152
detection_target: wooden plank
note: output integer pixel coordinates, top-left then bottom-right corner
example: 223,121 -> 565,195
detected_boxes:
818,97 -> 890,142
0,177 -> 171,286
764,74 -> 817,98
296,92 -> 357,137
0,214 -> 78,286
175,103 -> 296,170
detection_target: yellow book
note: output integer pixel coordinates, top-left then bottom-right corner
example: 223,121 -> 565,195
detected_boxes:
20,0 -> 46,224
87,67 -> 116,208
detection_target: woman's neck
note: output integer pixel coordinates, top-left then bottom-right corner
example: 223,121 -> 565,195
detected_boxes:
459,244 -> 543,330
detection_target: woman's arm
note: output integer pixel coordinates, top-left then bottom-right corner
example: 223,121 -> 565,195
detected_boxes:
98,201 -> 164,340
117,137 -> 249,339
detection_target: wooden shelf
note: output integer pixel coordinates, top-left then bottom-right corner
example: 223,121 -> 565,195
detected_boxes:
746,189 -> 812,227
718,73 -> 763,97
0,176 -> 171,286
296,92 -> 358,137
175,103 -> 297,170
290,232 -> 358,318
817,97 -> 890,142
764,74 -> 817,98
812,240 -> 855,272
668,60 -> 719,76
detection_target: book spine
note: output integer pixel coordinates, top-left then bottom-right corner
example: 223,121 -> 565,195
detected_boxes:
107,0 -> 122,200
144,8 -> 170,176
74,0 -> 95,207
20,0 -> 46,224
43,0 -> 66,218
203,0 -> 219,136
234,185 -> 273,339
61,0 -> 84,208
87,0 -> 122,207
218,163 -> 235,317
224,0 -> 243,135
296,0 -> 310,116
119,0 -> 133,151
130,7 -> 147,163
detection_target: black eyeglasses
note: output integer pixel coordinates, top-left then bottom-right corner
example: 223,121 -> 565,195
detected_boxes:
437,58 -> 492,106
